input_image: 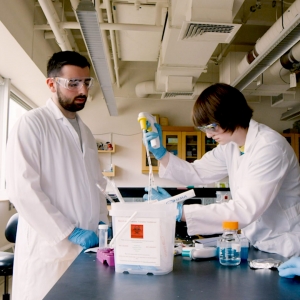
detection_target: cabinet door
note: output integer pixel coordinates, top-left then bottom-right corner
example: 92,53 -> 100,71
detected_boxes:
182,132 -> 202,162
202,134 -> 218,154
141,144 -> 159,174
282,133 -> 295,147
163,131 -> 182,158
282,133 -> 299,163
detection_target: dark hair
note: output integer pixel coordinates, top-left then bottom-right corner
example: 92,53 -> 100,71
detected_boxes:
192,83 -> 253,132
47,51 -> 90,77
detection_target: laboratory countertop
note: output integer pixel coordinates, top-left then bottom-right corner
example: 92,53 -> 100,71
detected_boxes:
44,247 -> 300,300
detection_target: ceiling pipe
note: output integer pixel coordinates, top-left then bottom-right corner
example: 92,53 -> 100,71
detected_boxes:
34,22 -> 163,31
104,0 -> 120,88
37,0 -> 72,51
136,81 -> 160,98
232,0 -> 300,90
236,0 -> 300,76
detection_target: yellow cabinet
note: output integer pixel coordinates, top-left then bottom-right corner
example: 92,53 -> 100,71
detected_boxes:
203,136 -> 218,154
163,131 -> 183,158
141,126 -> 218,173
282,133 -> 300,163
181,132 -> 203,162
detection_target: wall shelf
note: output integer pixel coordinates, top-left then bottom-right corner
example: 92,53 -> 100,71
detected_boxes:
102,165 -> 115,177
98,144 -> 115,153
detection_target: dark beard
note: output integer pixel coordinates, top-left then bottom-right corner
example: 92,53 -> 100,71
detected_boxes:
57,87 -> 87,112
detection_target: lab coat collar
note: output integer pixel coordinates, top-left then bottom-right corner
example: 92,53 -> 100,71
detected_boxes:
46,98 -> 77,121
244,119 -> 259,153
46,98 -> 85,152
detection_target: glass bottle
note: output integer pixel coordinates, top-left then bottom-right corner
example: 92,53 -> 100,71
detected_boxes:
98,224 -> 108,249
219,221 -> 241,266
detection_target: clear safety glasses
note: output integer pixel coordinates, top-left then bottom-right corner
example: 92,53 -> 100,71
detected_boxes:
196,123 -> 218,133
54,77 -> 94,91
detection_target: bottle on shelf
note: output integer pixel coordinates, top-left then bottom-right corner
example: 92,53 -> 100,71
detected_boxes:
218,221 -> 241,266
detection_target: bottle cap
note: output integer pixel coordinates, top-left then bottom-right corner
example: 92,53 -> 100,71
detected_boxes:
98,224 -> 108,229
222,221 -> 239,230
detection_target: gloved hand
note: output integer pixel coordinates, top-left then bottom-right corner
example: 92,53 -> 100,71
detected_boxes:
278,257 -> 300,278
176,203 -> 183,222
68,227 -> 99,250
143,186 -> 183,222
143,186 -> 171,201
143,123 -> 167,160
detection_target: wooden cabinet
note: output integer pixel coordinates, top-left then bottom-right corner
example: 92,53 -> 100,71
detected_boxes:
141,126 -> 218,172
282,133 -> 300,163
181,132 -> 202,162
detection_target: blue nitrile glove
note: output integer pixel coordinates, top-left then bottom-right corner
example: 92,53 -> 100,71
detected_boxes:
143,186 -> 171,201
68,227 -> 99,250
278,257 -> 300,278
143,187 -> 183,222
143,123 -> 167,160
176,203 -> 183,222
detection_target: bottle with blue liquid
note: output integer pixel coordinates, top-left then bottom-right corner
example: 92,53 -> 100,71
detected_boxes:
219,221 -> 241,266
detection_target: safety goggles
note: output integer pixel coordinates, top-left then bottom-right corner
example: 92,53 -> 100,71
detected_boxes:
54,77 -> 94,91
196,123 -> 218,133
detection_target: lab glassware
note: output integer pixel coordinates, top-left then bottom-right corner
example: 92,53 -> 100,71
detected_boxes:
98,224 -> 108,249
218,221 -> 241,266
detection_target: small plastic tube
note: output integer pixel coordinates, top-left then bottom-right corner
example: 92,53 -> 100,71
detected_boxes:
98,224 -> 108,249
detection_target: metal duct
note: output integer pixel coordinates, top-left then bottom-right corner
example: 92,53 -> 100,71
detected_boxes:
135,81 -> 211,99
76,0 -> 118,116
280,104 -> 300,121
232,0 -> 300,91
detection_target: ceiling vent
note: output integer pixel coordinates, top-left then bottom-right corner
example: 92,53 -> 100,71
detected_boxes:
281,104 -> 300,121
271,93 -> 299,108
161,92 -> 195,100
179,21 -> 241,43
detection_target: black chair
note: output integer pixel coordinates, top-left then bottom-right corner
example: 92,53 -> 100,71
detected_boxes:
0,213 -> 18,300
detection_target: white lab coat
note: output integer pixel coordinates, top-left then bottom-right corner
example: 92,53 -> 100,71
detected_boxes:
160,119 -> 300,257
6,99 -> 108,300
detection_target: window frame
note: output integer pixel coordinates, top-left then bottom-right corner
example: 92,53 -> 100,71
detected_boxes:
0,78 -> 32,200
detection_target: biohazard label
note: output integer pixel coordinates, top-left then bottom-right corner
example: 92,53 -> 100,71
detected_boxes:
131,224 -> 143,238
114,217 -> 160,266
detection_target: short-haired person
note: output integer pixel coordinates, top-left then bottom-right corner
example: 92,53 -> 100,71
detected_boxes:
144,83 -> 300,258
6,51 -> 108,299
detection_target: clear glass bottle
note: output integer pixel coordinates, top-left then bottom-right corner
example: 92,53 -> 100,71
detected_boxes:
219,221 -> 241,266
98,224 -> 108,249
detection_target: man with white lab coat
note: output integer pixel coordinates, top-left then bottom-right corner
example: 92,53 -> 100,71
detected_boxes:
6,51 -> 108,299
144,83 -> 300,258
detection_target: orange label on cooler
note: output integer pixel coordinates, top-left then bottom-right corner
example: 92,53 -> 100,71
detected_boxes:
131,224 -> 143,239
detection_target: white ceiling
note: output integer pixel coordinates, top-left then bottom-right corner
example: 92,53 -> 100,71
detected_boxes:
1,0 -> 300,113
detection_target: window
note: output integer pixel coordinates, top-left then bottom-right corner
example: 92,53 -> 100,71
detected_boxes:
0,78 -> 32,198
8,94 -> 31,134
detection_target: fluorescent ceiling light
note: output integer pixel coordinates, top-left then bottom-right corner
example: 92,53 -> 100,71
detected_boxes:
76,0 -> 118,116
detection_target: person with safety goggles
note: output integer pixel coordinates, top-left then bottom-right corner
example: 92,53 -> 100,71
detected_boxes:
6,51 -> 108,299
143,83 -> 300,258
